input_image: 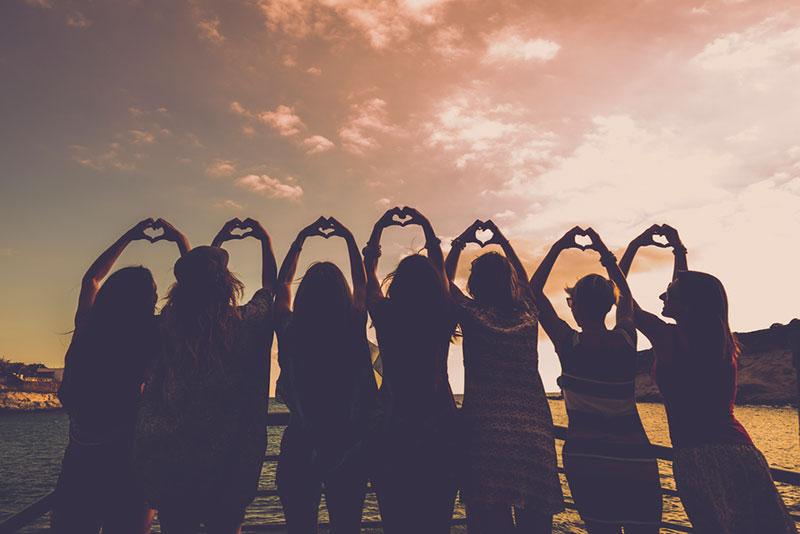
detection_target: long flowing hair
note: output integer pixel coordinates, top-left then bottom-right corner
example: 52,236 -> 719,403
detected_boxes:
467,252 -> 527,312
384,254 -> 454,339
674,270 -> 740,363
60,266 -> 157,411
160,259 -> 244,374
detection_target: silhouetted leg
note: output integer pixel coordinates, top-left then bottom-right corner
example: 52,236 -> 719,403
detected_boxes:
466,503 -> 514,534
50,441 -> 104,534
514,507 -> 553,534
324,469 -> 367,534
276,426 -> 322,534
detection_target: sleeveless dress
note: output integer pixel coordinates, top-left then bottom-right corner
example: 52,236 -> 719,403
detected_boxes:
456,292 -> 564,515
555,326 -> 662,527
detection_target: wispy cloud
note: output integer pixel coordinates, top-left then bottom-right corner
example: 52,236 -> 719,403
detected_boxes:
258,105 -> 305,137
24,0 -> 52,8
339,98 -> 398,154
66,11 -> 92,29
302,135 -> 335,154
484,30 -> 560,63
206,158 -> 236,177
213,199 -> 244,211
235,174 -> 304,199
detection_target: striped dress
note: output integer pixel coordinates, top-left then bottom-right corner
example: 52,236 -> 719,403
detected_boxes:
555,326 -> 662,528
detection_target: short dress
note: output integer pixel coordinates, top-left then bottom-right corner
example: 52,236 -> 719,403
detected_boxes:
650,325 -> 795,534
456,291 -> 564,515
555,325 -> 662,527
134,288 -> 275,513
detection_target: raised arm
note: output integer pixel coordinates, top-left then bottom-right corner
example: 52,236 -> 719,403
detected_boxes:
659,224 -> 687,280
76,218 -> 154,325
151,218 -> 191,257
329,217 -> 367,312
404,207 -> 446,287
445,220 -> 482,282
213,218 -> 277,292
275,218 -> 325,315
363,209 -> 398,305
585,227 -> 634,328
529,227 -> 585,346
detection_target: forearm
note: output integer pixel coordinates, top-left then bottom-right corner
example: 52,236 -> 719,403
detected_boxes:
619,242 -> 640,277
672,248 -> 688,280
174,233 -> 191,257
530,246 -> 561,291
83,233 -> 132,285
260,235 -> 278,291
444,243 -> 463,282
501,240 -> 529,286
344,235 -> 367,302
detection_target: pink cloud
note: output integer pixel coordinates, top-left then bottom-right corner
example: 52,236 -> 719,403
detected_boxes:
235,174 -> 304,199
258,105 -> 305,137
302,135 -> 335,154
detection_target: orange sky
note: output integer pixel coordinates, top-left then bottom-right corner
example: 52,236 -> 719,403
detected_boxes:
1,0 -> 799,393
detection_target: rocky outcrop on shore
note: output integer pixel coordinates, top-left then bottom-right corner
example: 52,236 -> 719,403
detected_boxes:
635,327 -> 799,405
0,391 -> 62,411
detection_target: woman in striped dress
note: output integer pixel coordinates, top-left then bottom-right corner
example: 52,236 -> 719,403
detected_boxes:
445,219 -> 564,533
531,227 -> 662,534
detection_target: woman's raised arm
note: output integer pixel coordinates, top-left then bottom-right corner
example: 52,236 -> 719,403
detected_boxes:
445,220 -> 482,282
585,227 -> 634,329
213,218 -> 277,293
404,207 -> 447,289
275,219 -> 325,315
76,218 -> 155,325
482,220 -> 530,291
328,217 -> 367,312
529,227 -> 585,345
363,208 -> 399,305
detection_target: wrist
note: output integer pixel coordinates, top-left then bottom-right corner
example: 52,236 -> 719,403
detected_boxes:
672,244 -> 687,255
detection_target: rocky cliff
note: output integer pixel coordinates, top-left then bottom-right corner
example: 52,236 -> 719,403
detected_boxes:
0,391 -> 62,411
635,327 -> 799,405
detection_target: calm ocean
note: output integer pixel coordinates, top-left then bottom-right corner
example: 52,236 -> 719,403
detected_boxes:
1,400 -> 798,533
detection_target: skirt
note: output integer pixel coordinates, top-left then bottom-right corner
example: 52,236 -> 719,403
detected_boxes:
562,440 -> 662,527
673,443 -> 795,534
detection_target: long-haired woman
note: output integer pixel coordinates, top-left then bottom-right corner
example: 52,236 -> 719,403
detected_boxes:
274,217 -> 378,533
445,219 -> 563,533
134,217 -> 277,533
532,226 -> 661,534
621,224 -> 793,534
52,218 -> 189,534
363,207 -> 458,534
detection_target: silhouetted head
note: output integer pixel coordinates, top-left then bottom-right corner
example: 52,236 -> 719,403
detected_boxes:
566,274 -> 617,327
293,261 -> 353,332
91,266 -> 157,329
660,270 -> 739,361
384,254 -> 453,338
467,252 -> 524,310
163,246 -> 244,367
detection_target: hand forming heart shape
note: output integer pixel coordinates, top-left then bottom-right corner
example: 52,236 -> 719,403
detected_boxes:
574,233 -> 592,250
390,207 -> 413,227
317,217 -> 336,238
143,220 -> 166,243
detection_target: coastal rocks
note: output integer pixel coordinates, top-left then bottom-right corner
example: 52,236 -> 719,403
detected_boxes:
635,327 -> 799,406
0,391 -> 62,411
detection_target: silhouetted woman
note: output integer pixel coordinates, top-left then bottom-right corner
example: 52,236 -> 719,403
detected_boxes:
363,206 -> 458,534
52,218 -> 189,534
445,219 -> 563,534
275,217 -> 378,533
532,226 -> 661,534
621,224 -> 794,534
134,217 -> 277,534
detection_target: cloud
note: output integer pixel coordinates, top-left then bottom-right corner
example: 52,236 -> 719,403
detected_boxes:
258,105 -> 305,137
692,14 -> 800,72
302,135 -> 335,154
375,197 -> 392,208
484,31 -> 560,63
235,174 -> 304,199
206,158 -> 236,177
426,92 -> 556,172
213,199 -> 244,211
66,11 -> 91,29
197,17 -> 225,44
230,101 -> 250,116
129,129 -> 156,145
306,66 -> 322,76
24,0 -> 52,8
256,0 -> 453,49
339,98 -> 398,154
71,143 -> 136,171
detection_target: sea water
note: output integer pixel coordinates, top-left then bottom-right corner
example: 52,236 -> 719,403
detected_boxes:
1,401 -> 798,533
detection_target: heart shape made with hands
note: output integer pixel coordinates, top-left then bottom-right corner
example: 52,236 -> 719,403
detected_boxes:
574,233 -> 593,250
229,224 -> 251,239
474,226 -> 494,247
651,232 -> 670,247
143,221 -> 166,243
316,217 -> 336,238
390,208 -> 414,227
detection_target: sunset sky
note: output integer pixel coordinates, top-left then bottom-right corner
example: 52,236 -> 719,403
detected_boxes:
1,0 -> 799,393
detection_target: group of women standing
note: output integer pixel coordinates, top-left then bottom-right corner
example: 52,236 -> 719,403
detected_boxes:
50,208 -> 796,534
